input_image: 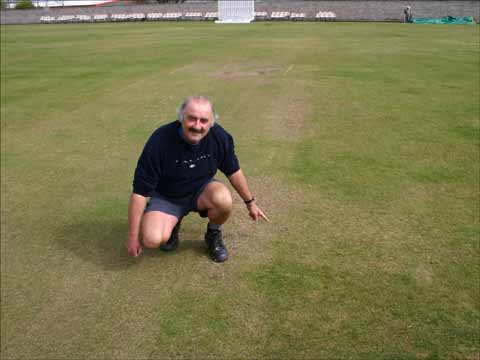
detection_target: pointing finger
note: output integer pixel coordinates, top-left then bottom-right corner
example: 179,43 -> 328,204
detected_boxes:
261,213 -> 269,222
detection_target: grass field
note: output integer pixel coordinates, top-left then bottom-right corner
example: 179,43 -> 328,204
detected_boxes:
1,21 -> 479,359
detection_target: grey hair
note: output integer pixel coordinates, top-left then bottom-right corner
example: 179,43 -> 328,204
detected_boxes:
176,95 -> 218,125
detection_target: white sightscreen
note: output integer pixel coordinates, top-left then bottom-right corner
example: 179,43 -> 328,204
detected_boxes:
216,0 -> 254,23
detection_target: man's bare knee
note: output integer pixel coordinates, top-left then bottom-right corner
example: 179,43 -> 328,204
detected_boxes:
142,231 -> 169,248
211,187 -> 233,212
141,212 -> 177,248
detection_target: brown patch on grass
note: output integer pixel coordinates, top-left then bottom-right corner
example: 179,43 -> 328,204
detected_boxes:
212,64 -> 281,80
225,175 -> 283,267
231,177 -> 423,278
218,173 -> 414,277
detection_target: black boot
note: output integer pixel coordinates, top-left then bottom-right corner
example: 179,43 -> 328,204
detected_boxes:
160,220 -> 181,252
204,226 -> 228,263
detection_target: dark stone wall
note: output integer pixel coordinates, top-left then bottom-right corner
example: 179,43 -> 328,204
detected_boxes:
1,1 -> 478,24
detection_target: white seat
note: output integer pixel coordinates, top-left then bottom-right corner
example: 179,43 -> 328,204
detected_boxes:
57,15 -> 75,23
291,13 -> 305,21
278,12 -> 290,20
254,11 -> 267,20
40,16 -> 55,23
184,12 -> 202,20
316,11 -> 336,21
204,12 -> 218,20
163,13 -> 181,20
147,13 -> 162,21
75,14 -> 91,22
93,14 -> 108,22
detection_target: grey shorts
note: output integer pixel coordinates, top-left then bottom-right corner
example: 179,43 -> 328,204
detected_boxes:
144,179 -> 220,220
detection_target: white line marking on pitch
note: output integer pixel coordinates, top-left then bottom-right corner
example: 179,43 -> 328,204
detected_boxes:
284,65 -> 294,76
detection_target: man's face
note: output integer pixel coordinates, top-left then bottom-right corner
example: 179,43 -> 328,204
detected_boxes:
181,100 -> 214,145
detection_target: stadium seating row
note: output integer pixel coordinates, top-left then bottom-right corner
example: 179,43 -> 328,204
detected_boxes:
40,11 -> 336,24
271,12 -> 290,20
254,11 -> 268,19
40,13 -> 197,23
111,13 -> 146,21
162,13 -> 182,20
315,12 -> 337,21
271,11 -> 336,21
291,13 -> 306,21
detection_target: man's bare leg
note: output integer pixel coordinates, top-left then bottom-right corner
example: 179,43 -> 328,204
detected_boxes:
141,211 -> 179,249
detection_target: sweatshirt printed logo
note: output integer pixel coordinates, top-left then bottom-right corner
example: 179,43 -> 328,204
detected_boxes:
175,154 -> 211,169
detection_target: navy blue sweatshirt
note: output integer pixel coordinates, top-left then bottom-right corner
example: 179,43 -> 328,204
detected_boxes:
133,121 -> 240,199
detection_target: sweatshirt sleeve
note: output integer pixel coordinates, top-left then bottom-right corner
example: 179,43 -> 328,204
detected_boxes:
132,133 -> 162,197
218,131 -> 240,177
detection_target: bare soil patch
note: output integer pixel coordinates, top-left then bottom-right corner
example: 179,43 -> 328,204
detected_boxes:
212,64 -> 282,80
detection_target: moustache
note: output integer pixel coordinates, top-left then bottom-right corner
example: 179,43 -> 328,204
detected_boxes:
188,128 -> 204,134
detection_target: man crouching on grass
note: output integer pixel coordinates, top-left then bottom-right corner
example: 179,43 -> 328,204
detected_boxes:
125,95 -> 268,262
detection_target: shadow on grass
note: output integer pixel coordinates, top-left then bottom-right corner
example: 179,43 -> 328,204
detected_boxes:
55,218 -> 208,271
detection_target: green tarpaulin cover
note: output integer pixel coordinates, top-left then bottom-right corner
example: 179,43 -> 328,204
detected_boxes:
413,16 -> 475,25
